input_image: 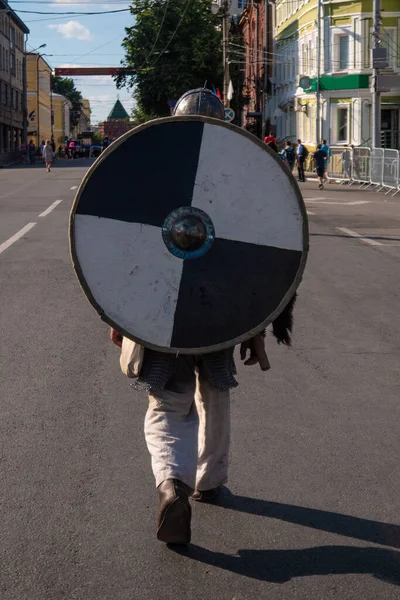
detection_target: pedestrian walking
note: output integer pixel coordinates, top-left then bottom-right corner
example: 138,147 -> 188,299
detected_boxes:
282,141 -> 296,172
39,140 -> 45,161
51,138 -> 56,161
106,88 -> 299,546
350,145 -> 361,180
296,139 -> 307,182
43,139 -> 54,172
314,144 -> 327,189
321,139 -> 330,183
28,140 -> 36,164
341,146 -> 352,180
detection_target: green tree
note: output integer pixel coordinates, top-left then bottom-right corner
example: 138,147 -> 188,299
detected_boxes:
117,0 -> 223,118
51,75 -> 83,128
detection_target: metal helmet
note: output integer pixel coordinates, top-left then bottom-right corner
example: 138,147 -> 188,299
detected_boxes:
173,88 -> 224,120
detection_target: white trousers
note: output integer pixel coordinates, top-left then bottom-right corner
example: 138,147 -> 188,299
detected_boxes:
144,356 -> 230,490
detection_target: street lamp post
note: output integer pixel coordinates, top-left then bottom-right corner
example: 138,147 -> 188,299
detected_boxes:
23,45 -> 46,149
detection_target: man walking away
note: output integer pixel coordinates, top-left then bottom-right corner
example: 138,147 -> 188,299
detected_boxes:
296,139 -> 307,182
282,141 -> 296,172
314,144 -> 327,189
350,145 -> 361,180
28,140 -> 36,164
321,139 -> 330,183
43,140 -> 53,172
341,146 -> 351,181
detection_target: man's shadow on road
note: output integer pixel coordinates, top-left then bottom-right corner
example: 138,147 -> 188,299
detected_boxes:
171,491 -> 400,585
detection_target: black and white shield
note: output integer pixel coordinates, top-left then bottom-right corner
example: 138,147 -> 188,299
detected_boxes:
70,116 -> 308,353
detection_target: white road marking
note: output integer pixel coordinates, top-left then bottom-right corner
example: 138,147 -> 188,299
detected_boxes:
336,227 -> 382,246
306,200 -> 371,205
0,181 -> 33,200
0,223 -> 36,255
307,211 -> 315,215
70,186 -> 78,190
39,199 -> 63,217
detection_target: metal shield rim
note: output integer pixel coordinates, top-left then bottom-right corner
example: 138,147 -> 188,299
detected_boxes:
69,115 -> 309,354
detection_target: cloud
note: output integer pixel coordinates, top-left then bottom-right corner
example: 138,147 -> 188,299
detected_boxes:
48,21 -> 93,41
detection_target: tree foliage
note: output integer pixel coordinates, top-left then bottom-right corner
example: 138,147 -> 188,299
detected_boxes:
51,75 -> 83,128
117,0 -> 223,118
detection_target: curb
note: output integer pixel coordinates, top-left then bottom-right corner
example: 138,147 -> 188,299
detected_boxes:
0,159 -> 25,169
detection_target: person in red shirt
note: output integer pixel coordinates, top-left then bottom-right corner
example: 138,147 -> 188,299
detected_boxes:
264,132 -> 276,144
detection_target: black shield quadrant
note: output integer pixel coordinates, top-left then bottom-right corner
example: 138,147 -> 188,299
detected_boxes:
70,116 -> 308,354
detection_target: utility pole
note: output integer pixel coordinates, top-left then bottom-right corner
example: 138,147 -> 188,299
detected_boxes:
372,0 -> 381,148
222,0 -> 230,107
7,10 -> 13,151
316,0 -> 322,144
37,54 -> 40,145
22,39 -> 28,154
262,0 -> 268,139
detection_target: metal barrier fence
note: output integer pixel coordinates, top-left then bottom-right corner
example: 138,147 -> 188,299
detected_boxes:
327,146 -> 400,197
382,149 -> 399,193
369,148 -> 384,188
326,146 -> 351,182
350,147 -> 371,185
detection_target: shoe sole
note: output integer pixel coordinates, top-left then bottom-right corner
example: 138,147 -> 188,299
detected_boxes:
157,498 -> 191,545
191,491 -> 221,503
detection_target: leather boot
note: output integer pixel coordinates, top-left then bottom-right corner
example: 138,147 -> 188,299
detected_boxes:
157,479 -> 192,545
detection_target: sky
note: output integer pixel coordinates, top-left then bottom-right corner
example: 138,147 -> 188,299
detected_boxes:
9,0 -> 136,124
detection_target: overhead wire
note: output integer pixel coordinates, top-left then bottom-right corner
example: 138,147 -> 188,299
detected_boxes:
14,7 -> 130,14
135,0 -> 171,71
149,0 -> 192,68
11,1 -> 130,3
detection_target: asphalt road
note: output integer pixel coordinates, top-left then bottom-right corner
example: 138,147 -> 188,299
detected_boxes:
1,159 -> 399,600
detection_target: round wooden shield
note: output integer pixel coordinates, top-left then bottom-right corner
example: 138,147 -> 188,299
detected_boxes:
70,116 -> 308,354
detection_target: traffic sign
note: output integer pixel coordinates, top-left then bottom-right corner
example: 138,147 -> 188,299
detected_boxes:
224,108 -> 235,122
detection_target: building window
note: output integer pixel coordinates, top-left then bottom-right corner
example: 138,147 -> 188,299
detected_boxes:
238,0 -> 246,9
381,29 -> 397,69
10,52 -> 16,75
332,104 -> 350,143
339,35 -> 349,70
337,107 -> 348,141
10,26 -> 15,50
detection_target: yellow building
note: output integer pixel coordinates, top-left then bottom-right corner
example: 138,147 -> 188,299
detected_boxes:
26,53 -> 52,144
0,3 -> 29,156
81,98 -> 91,130
72,97 -> 91,136
52,93 -> 71,144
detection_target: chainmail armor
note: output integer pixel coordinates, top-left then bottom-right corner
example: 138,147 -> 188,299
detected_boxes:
137,348 -> 238,392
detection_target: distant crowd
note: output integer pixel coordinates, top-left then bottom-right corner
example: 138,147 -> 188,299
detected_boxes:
263,133 -> 359,190
23,136 -> 114,166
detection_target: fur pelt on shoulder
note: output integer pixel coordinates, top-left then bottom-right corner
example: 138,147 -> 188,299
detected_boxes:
272,293 -> 297,346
